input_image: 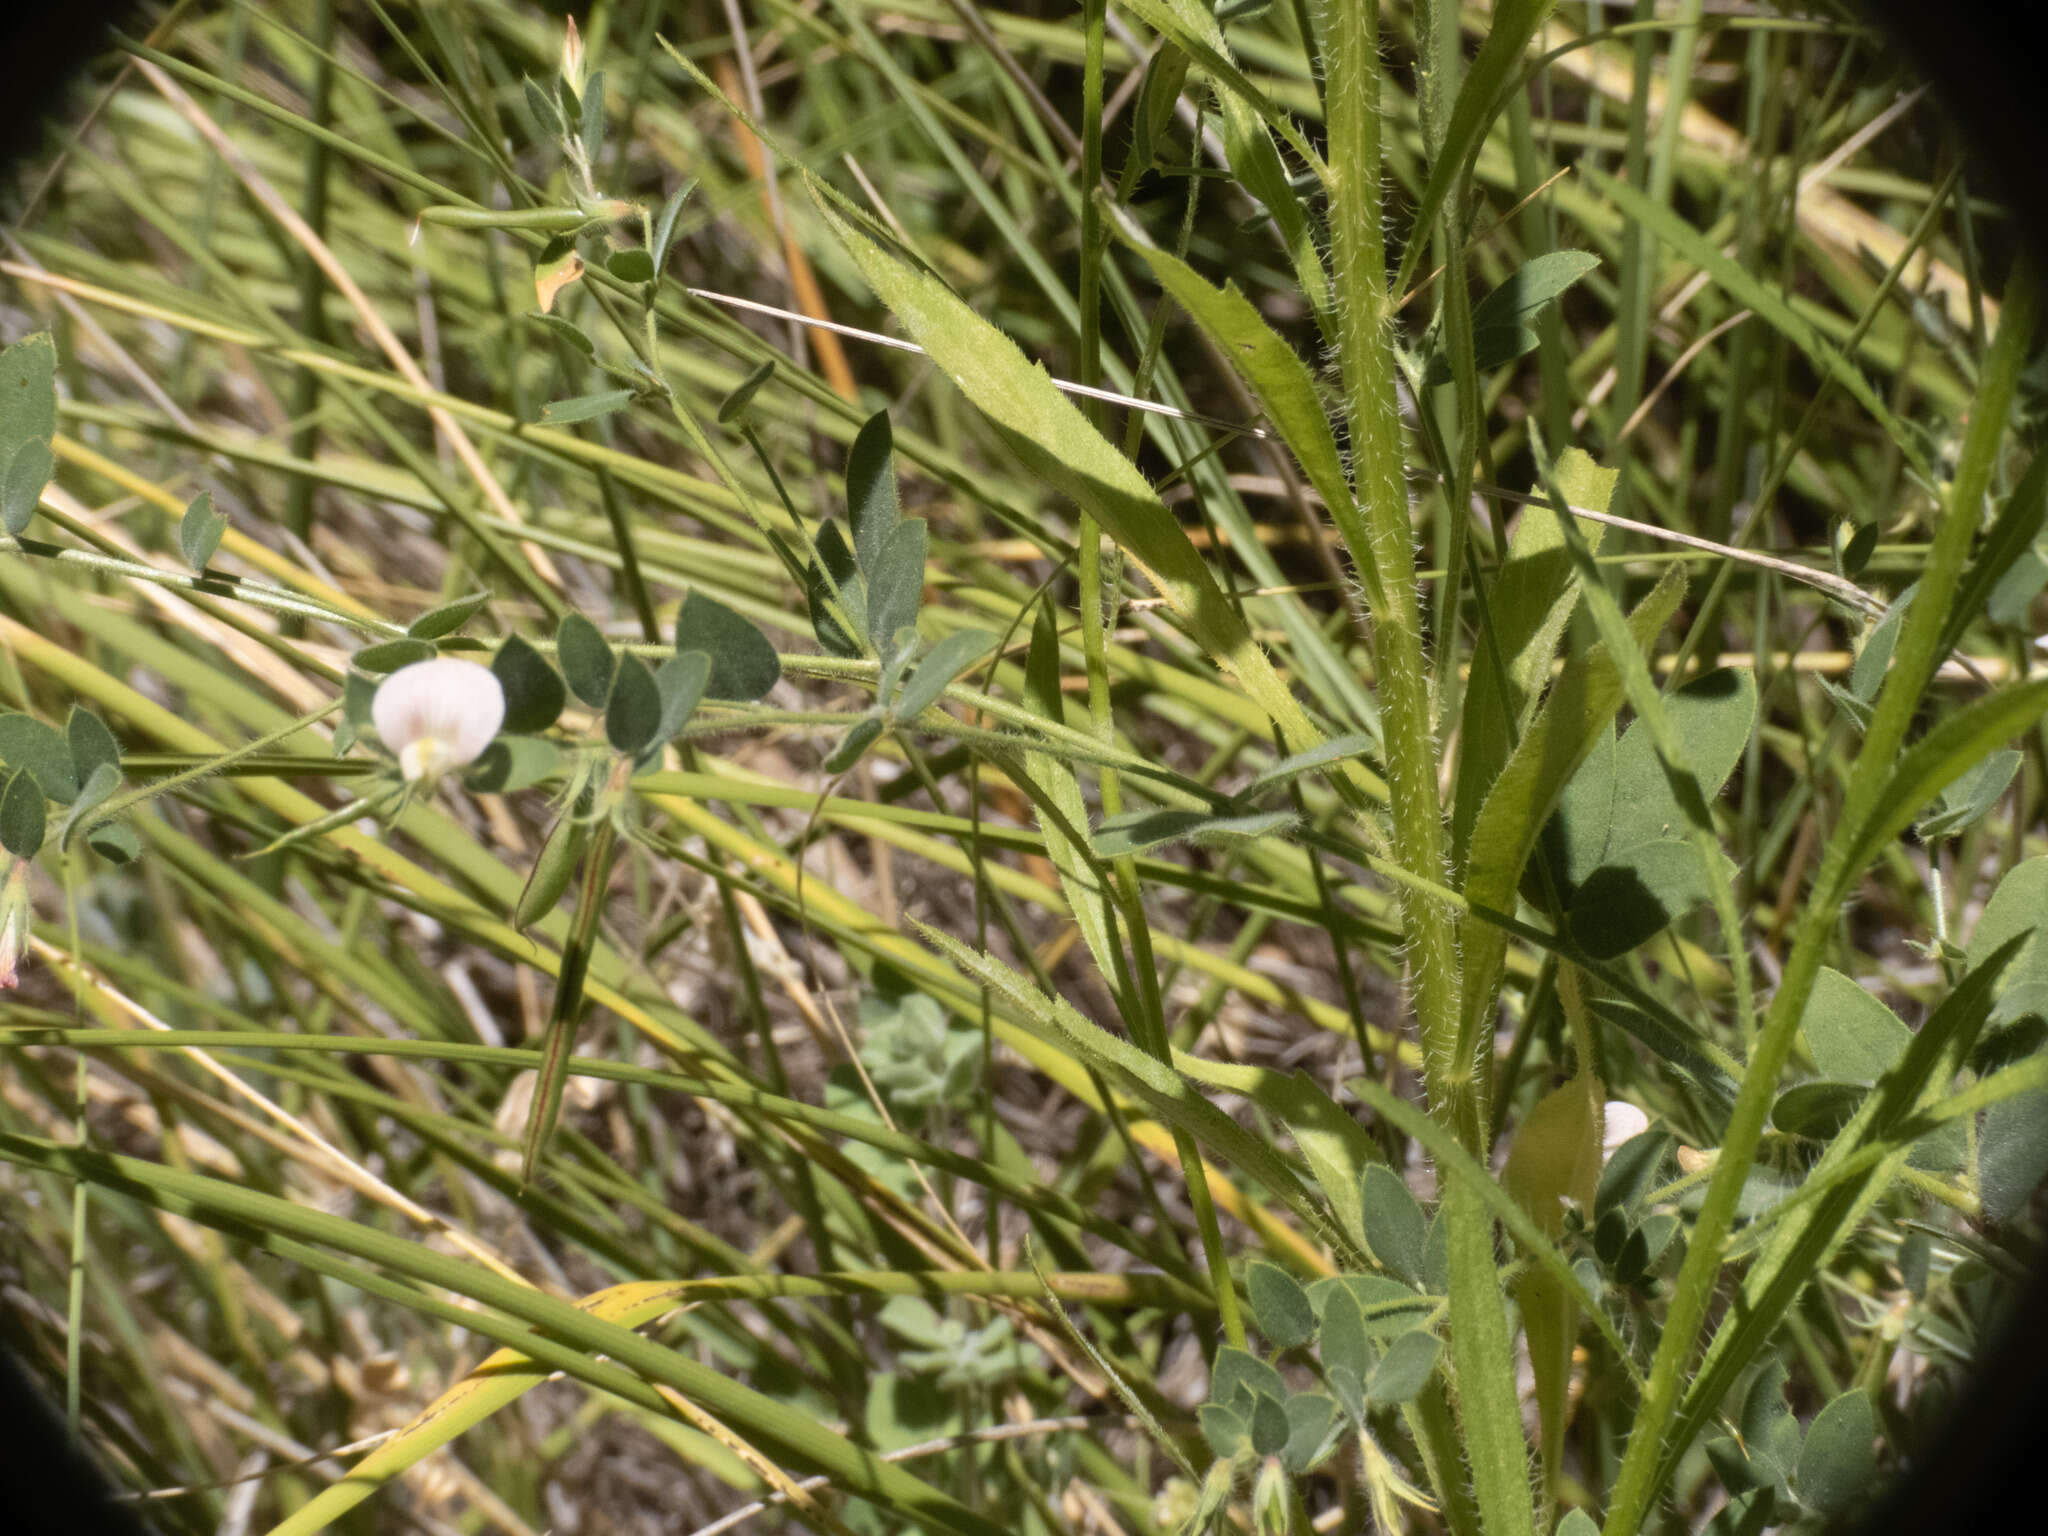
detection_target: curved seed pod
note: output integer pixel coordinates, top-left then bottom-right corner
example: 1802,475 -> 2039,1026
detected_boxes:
514,813 -> 585,931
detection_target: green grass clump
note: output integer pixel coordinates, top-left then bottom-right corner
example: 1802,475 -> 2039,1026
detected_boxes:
1,3 -> 2045,1534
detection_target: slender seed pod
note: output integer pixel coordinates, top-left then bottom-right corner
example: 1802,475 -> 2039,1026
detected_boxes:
514,812 -> 584,932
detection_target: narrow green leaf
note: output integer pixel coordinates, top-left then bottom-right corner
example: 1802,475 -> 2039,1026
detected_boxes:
85,823 -> 140,864
1947,450 -> 2048,655
352,639 -> 437,676
652,650 -> 711,745
537,389 -> 635,425
1093,806 -> 1296,860
1769,1081 -> 1865,1140
652,180 -> 697,273
1111,218 -> 1355,576
824,716 -> 885,775
846,409 -> 901,580
806,520 -> 866,659
1917,748 -> 2020,839
2,441 -> 53,536
407,592 -> 491,640
894,629 -> 995,722
525,311 -> 595,356
1241,733 -> 1376,800
1839,680 -> 2048,884
1126,44 -> 1189,185
716,359 -> 776,424
1249,1394 -> 1289,1456
1595,1130 -> 1673,1223
523,75 -> 563,140
579,69 -> 605,164
1840,521 -> 1879,579
1318,1286 -> 1370,1381
514,814 -> 584,932
865,517 -> 927,660
1304,1275 -> 1436,1338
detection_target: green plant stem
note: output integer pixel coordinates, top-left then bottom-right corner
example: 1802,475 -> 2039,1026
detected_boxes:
1325,8 -> 1532,1534
1601,259 -> 2044,1536
523,785 -> 623,1186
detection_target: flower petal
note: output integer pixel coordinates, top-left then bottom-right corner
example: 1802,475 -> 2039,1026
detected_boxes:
1601,1100 -> 1651,1160
372,658 -> 506,776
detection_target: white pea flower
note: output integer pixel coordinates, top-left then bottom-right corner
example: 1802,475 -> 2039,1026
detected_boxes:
1602,1100 -> 1651,1161
372,658 -> 505,785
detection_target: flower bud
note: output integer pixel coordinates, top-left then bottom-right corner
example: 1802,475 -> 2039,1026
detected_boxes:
561,17 -> 586,95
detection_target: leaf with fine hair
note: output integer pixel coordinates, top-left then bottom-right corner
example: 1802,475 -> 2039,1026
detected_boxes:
674,591 -> 780,701
809,181 -> 1343,780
